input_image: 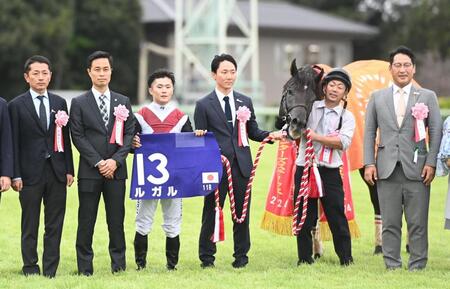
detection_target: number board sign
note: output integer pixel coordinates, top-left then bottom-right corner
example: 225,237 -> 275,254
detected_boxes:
130,132 -> 223,199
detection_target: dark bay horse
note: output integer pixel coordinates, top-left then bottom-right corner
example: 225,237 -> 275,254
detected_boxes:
275,59 -> 324,139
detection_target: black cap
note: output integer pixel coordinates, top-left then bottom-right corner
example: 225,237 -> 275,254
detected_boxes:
322,68 -> 352,91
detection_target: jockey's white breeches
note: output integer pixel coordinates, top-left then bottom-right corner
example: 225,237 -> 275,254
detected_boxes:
135,198 -> 182,238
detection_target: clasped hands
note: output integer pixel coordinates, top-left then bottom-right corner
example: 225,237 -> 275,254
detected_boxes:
98,159 -> 117,179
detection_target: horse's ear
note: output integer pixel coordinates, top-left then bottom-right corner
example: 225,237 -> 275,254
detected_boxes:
312,64 -> 324,83
290,59 -> 298,77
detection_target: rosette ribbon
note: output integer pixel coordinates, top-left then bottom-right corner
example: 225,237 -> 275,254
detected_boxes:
411,103 -> 429,142
236,106 -> 251,147
109,104 -> 129,146
54,110 -> 69,152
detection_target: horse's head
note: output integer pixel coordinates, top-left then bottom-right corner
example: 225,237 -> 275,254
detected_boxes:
276,59 -> 324,139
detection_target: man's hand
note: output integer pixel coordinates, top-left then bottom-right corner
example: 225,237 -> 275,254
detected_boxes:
12,179 -> 23,192
0,176 -> 11,192
421,165 -> 435,186
364,165 -> 378,186
99,159 -> 118,179
66,174 -> 74,187
269,130 -> 285,141
194,129 -> 207,137
132,134 -> 141,149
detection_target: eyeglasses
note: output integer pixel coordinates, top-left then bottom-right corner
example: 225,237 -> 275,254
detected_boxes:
392,62 -> 413,69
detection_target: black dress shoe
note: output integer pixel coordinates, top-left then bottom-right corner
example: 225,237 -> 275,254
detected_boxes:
23,271 -> 40,277
112,267 -> 126,274
167,264 -> 177,271
297,258 -> 314,265
232,260 -> 248,268
373,245 -> 382,255
200,262 -> 215,269
340,257 -> 354,266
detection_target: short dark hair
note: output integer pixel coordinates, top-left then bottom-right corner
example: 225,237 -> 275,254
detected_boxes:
87,50 -> 113,69
148,69 -> 175,87
24,55 -> 52,73
211,53 -> 237,73
389,46 -> 415,65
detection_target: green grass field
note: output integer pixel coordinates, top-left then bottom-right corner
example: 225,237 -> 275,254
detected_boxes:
1,142 -> 449,289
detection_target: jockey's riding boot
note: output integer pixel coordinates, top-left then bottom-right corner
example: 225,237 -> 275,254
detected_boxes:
134,232 -> 148,270
373,215 -> 382,255
166,236 -> 180,270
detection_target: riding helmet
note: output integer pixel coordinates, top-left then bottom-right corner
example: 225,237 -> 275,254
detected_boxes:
322,68 -> 352,91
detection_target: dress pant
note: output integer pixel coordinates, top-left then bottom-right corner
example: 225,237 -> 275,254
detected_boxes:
294,166 -> 352,263
199,159 -> 251,265
20,159 -> 67,277
377,163 -> 429,270
76,178 -> 126,275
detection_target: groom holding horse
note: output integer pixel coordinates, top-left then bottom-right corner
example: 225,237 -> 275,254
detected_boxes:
293,68 -> 355,266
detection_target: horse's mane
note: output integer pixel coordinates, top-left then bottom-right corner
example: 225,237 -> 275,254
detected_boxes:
282,66 -> 318,93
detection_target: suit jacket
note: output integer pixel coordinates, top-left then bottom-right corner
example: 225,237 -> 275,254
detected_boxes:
70,90 -> 135,180
363,85 -> 442,180
8,92 -> 74,185
194,91 -> 269,177
0,97 -> 13,177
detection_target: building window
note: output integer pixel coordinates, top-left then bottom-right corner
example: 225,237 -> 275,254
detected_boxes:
329,45 -> 336,67
304,44 -> 320,64
275,43 -> 302,73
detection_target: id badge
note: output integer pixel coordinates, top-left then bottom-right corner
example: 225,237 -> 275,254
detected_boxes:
319,145 -> 333,163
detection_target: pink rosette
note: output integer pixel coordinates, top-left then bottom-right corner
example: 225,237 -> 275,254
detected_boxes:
411,103 -> 429,120
236,106 -> 251,147
411,103 -> 428,142
110,105 -> 129,146
54,110 -> 69,152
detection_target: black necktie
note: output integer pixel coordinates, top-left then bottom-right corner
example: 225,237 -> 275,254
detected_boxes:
37,95 -> 47,130
223,96 -> 233,130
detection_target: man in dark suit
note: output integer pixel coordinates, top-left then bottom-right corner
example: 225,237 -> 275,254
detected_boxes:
0,96 -> 13,197
195,54 -> 281,269
9,55 -> 74,277
70,51 -> 135,275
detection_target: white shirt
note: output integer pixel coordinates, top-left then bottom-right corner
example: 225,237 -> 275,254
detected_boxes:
215,88 -> 236,126
392,82 -> 412,113
30,89 -> 50,129
91,87 -> 111,117
296,100 -> 355,168
148,101 -> 175,122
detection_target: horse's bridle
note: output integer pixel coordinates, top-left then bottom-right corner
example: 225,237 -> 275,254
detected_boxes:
279,90 -> 309,139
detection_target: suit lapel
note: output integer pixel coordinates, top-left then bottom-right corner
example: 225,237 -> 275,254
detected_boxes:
209,92 -> 230,132
400,85 -> 420,128
234,94 -> 244,128
108,92 -> 119,134
86,91 -> 108,132
22,92 -> 46,133
385,88 -> 399,128
48,93 -> 57,134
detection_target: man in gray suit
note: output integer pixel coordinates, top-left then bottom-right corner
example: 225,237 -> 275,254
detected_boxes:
364,46 -> 442,270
